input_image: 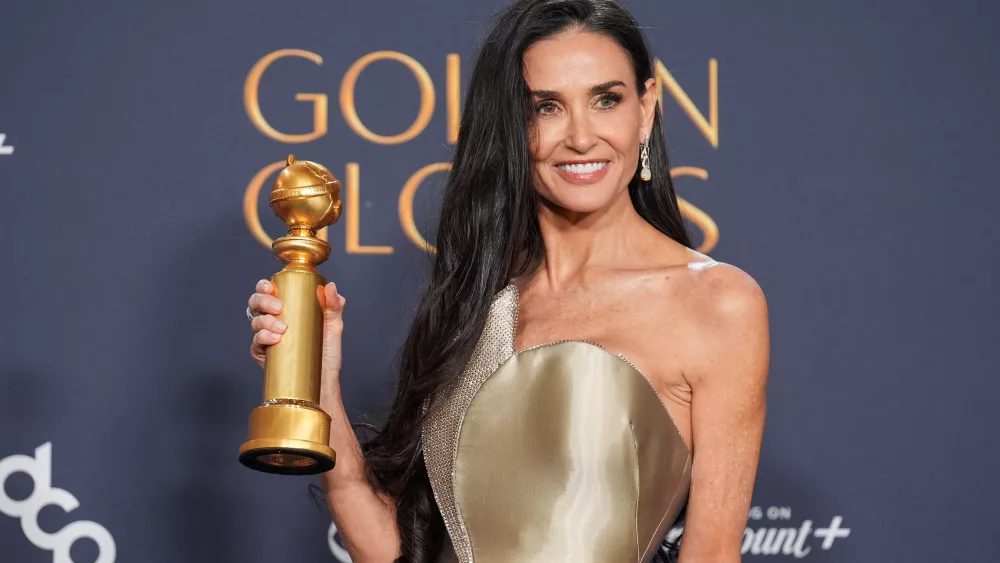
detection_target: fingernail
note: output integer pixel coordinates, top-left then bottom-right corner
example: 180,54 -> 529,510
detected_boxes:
275,320 -> 287,331
262,280 -> 271,291
271,302 -> 282,313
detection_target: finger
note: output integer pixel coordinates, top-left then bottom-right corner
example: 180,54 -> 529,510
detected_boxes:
321,282 -> 347,318
248,292 -> 284,316
250,332 -> 277,366
250,314 -> 288,335
256,278 -> 279,297
320,282 -> 345,376
250,340 -> 266,365
251,328 -> 282,356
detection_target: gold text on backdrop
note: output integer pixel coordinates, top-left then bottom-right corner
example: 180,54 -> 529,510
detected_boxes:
242,50 -> 720,253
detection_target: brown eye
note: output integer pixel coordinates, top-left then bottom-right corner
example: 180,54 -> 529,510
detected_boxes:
536,101 -> 559,115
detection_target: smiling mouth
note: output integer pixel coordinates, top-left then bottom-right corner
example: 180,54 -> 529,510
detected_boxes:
553,160 -> 611,184
556,161 -> 609,174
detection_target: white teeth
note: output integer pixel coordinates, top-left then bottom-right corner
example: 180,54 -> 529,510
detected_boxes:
558,161 -> 607,175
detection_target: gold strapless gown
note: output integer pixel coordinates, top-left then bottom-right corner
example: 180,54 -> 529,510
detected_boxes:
424,284 -> 692,563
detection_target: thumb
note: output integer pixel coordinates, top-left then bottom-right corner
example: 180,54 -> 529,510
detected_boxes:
318,282 -> 347,377
318,282 -> 347,325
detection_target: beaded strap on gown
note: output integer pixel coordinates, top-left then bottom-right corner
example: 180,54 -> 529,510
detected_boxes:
423,284 -> 692,563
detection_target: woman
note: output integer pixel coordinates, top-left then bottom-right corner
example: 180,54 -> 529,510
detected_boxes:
246,1 -> 769,561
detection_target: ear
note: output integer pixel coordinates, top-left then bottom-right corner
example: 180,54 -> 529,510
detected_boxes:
639,77 -> 658,141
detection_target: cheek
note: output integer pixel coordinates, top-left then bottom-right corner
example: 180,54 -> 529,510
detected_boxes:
599,115 -> 641,159
530,120 -> 561,163
530,122 -> 562,194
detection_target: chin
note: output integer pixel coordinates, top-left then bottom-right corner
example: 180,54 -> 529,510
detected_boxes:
537,173 -> 626,213
541,187 -> 617,213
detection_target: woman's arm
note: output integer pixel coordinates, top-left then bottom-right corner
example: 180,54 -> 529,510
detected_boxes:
679,265 -> 770,563
320,384 -> 402,562
250,280 -> 401,562
317,282 -> 402,562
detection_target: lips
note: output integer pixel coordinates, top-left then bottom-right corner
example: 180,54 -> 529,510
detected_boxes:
554,160 -> 611,184
557,161 -> 607,174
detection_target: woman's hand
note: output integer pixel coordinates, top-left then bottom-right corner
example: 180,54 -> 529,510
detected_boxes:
317,281 -> 347,389
247,279 -> 348,390
247,278 -> 285,368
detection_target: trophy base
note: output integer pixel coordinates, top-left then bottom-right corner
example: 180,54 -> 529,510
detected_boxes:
239,438 -> 336,476
239,400 -> 336,476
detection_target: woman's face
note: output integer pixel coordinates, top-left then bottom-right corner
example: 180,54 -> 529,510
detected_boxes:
523,28 -> 657,214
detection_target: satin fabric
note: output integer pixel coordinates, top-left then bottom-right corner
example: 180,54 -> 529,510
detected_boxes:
425,285 -> 691,563
453,342 -> 691,562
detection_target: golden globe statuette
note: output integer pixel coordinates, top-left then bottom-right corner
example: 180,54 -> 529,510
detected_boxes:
239,155 -> 341,475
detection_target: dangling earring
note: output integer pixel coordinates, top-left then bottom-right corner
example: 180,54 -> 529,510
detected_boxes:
639,134 -> 652,182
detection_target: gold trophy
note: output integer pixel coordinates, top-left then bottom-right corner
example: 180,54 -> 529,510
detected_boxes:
239,155 -> 340,475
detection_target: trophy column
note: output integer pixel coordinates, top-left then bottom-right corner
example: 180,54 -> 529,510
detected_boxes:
239,155 -> 341,475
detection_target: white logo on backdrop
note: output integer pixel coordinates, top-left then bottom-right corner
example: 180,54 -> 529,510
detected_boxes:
739,505 -> 850,557
327,505 -> 849,560
688,506 -> 851,559
662,505 -> 851,558
0,443 -> 116,563
0,133 -> 13,155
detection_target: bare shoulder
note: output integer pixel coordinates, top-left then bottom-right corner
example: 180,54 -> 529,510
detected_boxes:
670,251 -> 770,384
682,253 -> 768,319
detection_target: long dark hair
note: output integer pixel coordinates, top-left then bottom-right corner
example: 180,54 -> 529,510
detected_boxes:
358,1 -> 692,561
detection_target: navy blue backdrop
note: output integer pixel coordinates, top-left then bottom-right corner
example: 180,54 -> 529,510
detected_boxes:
1,1 -> 998,562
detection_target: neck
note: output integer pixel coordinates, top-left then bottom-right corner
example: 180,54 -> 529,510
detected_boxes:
533,188 -> 653,290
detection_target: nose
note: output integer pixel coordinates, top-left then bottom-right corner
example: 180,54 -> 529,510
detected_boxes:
564,110 -> 597,153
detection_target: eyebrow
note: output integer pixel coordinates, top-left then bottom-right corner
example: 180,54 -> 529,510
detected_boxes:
531,80 -> 627,98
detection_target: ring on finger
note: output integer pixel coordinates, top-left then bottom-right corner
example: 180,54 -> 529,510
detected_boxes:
247,305 -> 256,323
